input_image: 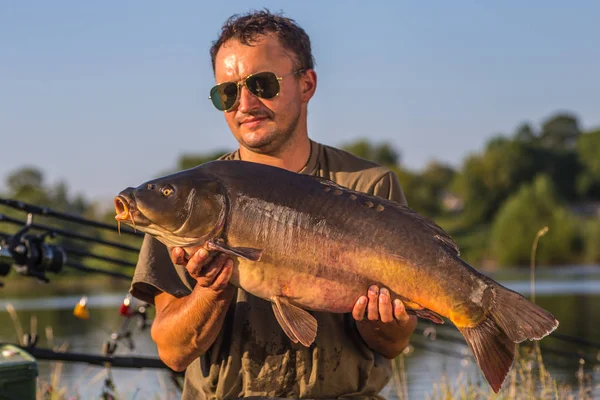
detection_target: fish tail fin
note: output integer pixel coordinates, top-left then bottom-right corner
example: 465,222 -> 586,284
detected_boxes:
457,318 -> 514,393
489,283 -> 559,343
458,282 -> 559,393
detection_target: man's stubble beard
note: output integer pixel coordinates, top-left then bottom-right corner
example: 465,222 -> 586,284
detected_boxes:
240,111 -> 301,157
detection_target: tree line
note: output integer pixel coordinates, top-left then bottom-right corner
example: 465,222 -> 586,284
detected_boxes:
2,111 -> 599,269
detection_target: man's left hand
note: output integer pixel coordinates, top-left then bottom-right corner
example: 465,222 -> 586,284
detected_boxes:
352,285 -> 413,324
352,285 -> 418,359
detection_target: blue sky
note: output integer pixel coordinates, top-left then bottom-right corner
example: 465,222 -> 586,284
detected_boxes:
1,1 -> 599,202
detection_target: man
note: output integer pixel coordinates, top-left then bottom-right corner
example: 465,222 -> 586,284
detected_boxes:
130,10 -> 417,399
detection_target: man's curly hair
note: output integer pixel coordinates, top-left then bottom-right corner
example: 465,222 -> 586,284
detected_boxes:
210,9 -> 315,73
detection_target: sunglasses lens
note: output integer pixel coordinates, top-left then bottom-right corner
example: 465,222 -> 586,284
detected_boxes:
210,83 -> 238,111
246,72 -> 280,99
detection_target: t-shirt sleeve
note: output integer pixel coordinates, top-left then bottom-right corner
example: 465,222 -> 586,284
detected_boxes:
370,171 -> 408,206
129,234 -> 195,305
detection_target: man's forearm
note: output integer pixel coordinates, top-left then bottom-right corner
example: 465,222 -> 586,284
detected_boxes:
151,284 -> 235,371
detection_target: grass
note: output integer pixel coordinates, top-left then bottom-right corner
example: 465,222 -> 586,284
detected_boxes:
419,345 -> 595,400
3,302 -> 177,400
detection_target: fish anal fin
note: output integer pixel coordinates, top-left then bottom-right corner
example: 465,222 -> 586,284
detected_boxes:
207,240 -> 263,261
458,317 -> 515,393
271,296 -> 317,347
398,298 -> 445,324
409,308 -> 445,324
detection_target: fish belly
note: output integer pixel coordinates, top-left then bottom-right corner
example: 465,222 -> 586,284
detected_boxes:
230,258 -> 366,313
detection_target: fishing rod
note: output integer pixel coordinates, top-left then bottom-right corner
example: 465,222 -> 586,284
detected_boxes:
550,332 -> 600,350
422,321 -> 600,352
0,213 -> 140,252
60,244 -> 136,268
64,261 -> 132,281
415,323 -> 600,364
0,343 -> 172,370
0,197 -> 141,237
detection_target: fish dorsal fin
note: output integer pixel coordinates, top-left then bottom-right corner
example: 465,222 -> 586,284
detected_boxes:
393,205 -> 460,256
207,240 -> 263,261
312,176 -> 349,190
271,296 -> 317,347
311,176 -> 460,256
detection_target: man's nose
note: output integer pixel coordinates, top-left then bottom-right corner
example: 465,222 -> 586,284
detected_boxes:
238,85 -> 262,113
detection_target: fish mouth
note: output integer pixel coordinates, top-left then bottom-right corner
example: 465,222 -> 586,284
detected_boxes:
114,196 -> 130,221
114,195 -> 149,234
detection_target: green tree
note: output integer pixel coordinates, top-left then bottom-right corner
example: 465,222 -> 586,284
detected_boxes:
341,139 -> 400,167
539,113 -> 580,149
453,124 -> 583,226
382,162 -> 456,218
577,129 -> 600,175
452,139 -> 540,225
490,175 -> 582,266
514,122 -> 536,143
576,128 -> 600,199
4,167 -> 49,206
582,220 -> 600,264
177,149 -> 231,170
422,161 -> 456,191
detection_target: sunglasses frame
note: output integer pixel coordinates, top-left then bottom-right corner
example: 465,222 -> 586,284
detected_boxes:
209,69 -> 305,112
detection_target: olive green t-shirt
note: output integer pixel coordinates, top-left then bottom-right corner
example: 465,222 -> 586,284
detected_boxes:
130,140 -> 407,399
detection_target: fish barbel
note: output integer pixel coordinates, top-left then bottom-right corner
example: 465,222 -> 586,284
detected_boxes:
114,160 -> 558,393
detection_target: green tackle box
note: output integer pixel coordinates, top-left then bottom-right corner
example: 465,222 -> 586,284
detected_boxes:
0,344 -> 37,400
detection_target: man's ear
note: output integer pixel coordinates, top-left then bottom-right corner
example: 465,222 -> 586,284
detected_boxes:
300,69 -> 317,102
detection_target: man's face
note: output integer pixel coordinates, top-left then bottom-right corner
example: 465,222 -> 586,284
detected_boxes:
213,35 -> 310,155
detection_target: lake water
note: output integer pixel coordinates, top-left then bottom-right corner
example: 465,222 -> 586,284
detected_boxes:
1,267 -> 599,399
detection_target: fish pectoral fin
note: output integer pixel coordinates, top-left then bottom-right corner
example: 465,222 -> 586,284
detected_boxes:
207,240 -> 263,261
270,296 -> 317,347
271,299 -> 300,344
408,308 -> 445,324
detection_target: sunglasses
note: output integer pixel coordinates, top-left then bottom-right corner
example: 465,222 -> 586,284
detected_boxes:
209,69 -> 305,111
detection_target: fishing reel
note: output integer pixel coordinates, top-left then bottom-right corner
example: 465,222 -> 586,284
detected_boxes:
0,213 -> 66,286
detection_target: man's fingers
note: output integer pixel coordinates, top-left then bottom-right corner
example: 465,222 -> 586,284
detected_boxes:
202,253 -> 228,280
212,259 -> 234,289
170,247 -> 188,266
393,299 -> 411,324
185,248 -> 210,277
379,288 -> 393,323
352,296 -> 367,321
367,285 -> 379,321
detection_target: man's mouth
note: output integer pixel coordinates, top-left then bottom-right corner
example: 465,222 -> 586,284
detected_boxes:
240,116 -> 268,128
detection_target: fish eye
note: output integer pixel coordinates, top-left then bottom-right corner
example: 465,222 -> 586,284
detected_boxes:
161,186 -> 174,197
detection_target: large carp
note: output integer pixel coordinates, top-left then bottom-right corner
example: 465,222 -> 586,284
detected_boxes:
114,160 -> 558,393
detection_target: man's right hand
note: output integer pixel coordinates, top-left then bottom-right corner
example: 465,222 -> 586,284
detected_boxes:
170,247 -> 234,290
151,247 -> 235,371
